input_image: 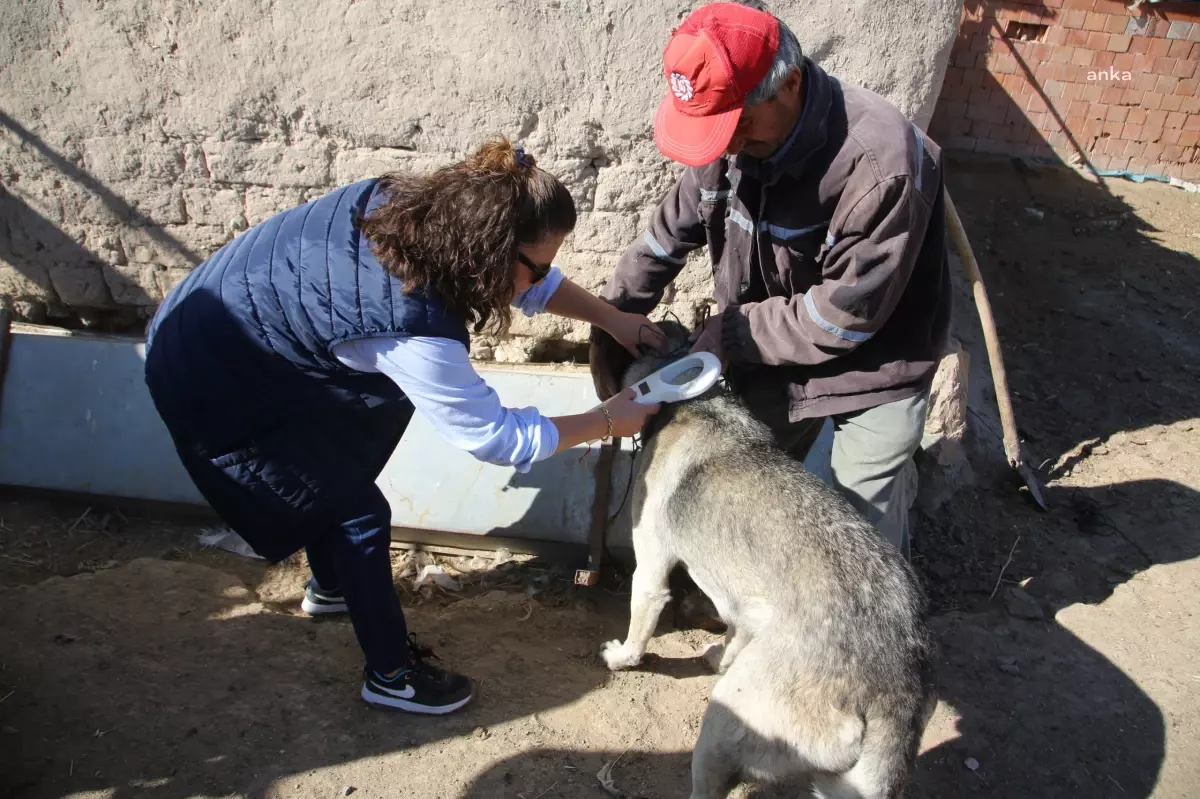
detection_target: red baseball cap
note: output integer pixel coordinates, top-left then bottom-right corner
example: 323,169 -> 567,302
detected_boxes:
653,3 -> 781,167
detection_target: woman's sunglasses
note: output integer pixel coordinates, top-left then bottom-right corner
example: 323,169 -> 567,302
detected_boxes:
517,252 -> 552,284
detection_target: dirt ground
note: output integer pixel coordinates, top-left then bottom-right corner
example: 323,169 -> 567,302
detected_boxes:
1,154 -> 1199,799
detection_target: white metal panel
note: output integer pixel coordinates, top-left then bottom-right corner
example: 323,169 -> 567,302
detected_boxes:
0,327 -> 832,548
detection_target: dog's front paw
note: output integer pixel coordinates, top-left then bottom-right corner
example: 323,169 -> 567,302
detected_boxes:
601,639 -> 641,671
701,642 -> 727,674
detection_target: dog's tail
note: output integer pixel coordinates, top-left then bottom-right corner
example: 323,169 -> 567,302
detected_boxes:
811,691 -> 937,799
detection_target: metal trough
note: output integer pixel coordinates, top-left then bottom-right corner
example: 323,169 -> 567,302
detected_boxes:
0,316 -> 832,572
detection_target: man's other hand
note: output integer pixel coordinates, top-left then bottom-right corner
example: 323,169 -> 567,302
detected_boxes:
688,314 -> 728,370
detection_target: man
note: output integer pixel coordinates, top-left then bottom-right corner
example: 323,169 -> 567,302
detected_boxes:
590,1 -> 951,557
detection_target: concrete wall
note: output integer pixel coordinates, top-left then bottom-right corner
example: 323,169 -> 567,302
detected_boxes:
929,1 -> 1200,181
1,0 -> 961,360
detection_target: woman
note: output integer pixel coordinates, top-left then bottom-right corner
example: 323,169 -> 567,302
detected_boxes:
143,138 -> 663,715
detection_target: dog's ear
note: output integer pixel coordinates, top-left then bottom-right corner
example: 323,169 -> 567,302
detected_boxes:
588,325 -> 633,401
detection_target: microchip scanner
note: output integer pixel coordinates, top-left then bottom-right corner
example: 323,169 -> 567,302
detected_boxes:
630,351 -> 723,405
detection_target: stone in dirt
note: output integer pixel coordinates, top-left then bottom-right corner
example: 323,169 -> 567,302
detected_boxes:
1004,587 -> 1045,621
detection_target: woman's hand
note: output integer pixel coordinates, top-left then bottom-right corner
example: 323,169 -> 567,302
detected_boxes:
543,280 -> 666,357
604,311 -> 667,357
602,388 -> 662,438
551,387 -> 661,453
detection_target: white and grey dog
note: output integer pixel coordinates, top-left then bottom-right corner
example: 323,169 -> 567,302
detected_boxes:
596,323 -> 936,799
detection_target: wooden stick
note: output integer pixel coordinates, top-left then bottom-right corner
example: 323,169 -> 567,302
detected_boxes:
944,192 -> 1021,467
990,534 -> 1021,600
944,191 -> 1047,509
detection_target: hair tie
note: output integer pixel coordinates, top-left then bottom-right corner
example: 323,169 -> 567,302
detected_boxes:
514,145 -> 532,169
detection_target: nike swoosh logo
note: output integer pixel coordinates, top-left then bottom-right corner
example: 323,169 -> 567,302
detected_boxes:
374,681 -> 415,699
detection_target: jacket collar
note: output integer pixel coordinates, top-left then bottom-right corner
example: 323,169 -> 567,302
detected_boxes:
735,59 -> 833,185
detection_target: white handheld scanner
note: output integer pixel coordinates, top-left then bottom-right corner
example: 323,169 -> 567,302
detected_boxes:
630,351 -> 723,405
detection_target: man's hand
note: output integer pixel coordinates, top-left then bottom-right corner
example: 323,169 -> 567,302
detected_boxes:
689,314 -> 728,369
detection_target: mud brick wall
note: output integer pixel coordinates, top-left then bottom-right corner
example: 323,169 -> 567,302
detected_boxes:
929,1 -> 1200,180
1,0 -> 961,356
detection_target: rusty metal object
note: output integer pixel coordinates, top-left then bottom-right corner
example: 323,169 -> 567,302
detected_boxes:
0,309 -> 12,425
576,436 -> 621,586
384,525 -> 580,560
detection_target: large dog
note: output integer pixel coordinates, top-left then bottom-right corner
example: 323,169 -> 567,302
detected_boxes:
593,322 -> 936,799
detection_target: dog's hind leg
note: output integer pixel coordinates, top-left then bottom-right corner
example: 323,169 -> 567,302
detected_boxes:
810,712 -> 923,799
601,526 -> 675,671
691,643 -> 810,799
689,699 -> 744,799
699,642 -> 871,798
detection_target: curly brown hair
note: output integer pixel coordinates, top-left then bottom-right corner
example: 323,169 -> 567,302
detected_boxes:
360,137 -> 577,335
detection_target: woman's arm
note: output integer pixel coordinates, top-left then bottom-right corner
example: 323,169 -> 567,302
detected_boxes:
332,336 -> 654,469
513,266 -> 620,327
547,279 -> 668,354
542,277 -> 622,327
548,410 -> 610,455
514,268 -> 667,356
335,336 -> 557,472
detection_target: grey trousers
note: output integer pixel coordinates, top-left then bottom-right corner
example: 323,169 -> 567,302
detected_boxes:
742,388 -> 929,559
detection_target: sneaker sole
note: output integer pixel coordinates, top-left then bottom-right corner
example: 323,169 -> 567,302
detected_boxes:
361,684 -> 475,715
301,597 -> 348,615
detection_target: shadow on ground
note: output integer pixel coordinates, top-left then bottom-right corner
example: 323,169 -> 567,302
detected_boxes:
908,151 -> 1200,797
0,557 -> 627,799
0,146 -> 1197,797
462,154 -> 1200,798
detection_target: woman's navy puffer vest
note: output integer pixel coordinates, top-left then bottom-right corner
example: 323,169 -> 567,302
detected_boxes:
144,178 -> 469,559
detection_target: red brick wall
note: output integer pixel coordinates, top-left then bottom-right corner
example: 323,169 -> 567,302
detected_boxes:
928,0 -> 1200,181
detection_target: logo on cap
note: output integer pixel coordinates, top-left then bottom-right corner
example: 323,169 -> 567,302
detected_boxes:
670,73 -> 695,103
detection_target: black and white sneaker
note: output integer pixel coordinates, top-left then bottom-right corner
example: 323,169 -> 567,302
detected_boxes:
361,635 -> 475,715
301,581 -> 348,615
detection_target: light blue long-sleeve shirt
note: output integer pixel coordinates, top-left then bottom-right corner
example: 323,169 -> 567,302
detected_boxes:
331,267 -> 567,473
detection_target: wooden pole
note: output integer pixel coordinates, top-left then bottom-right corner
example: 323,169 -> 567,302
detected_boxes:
944,191 -> 1047,510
